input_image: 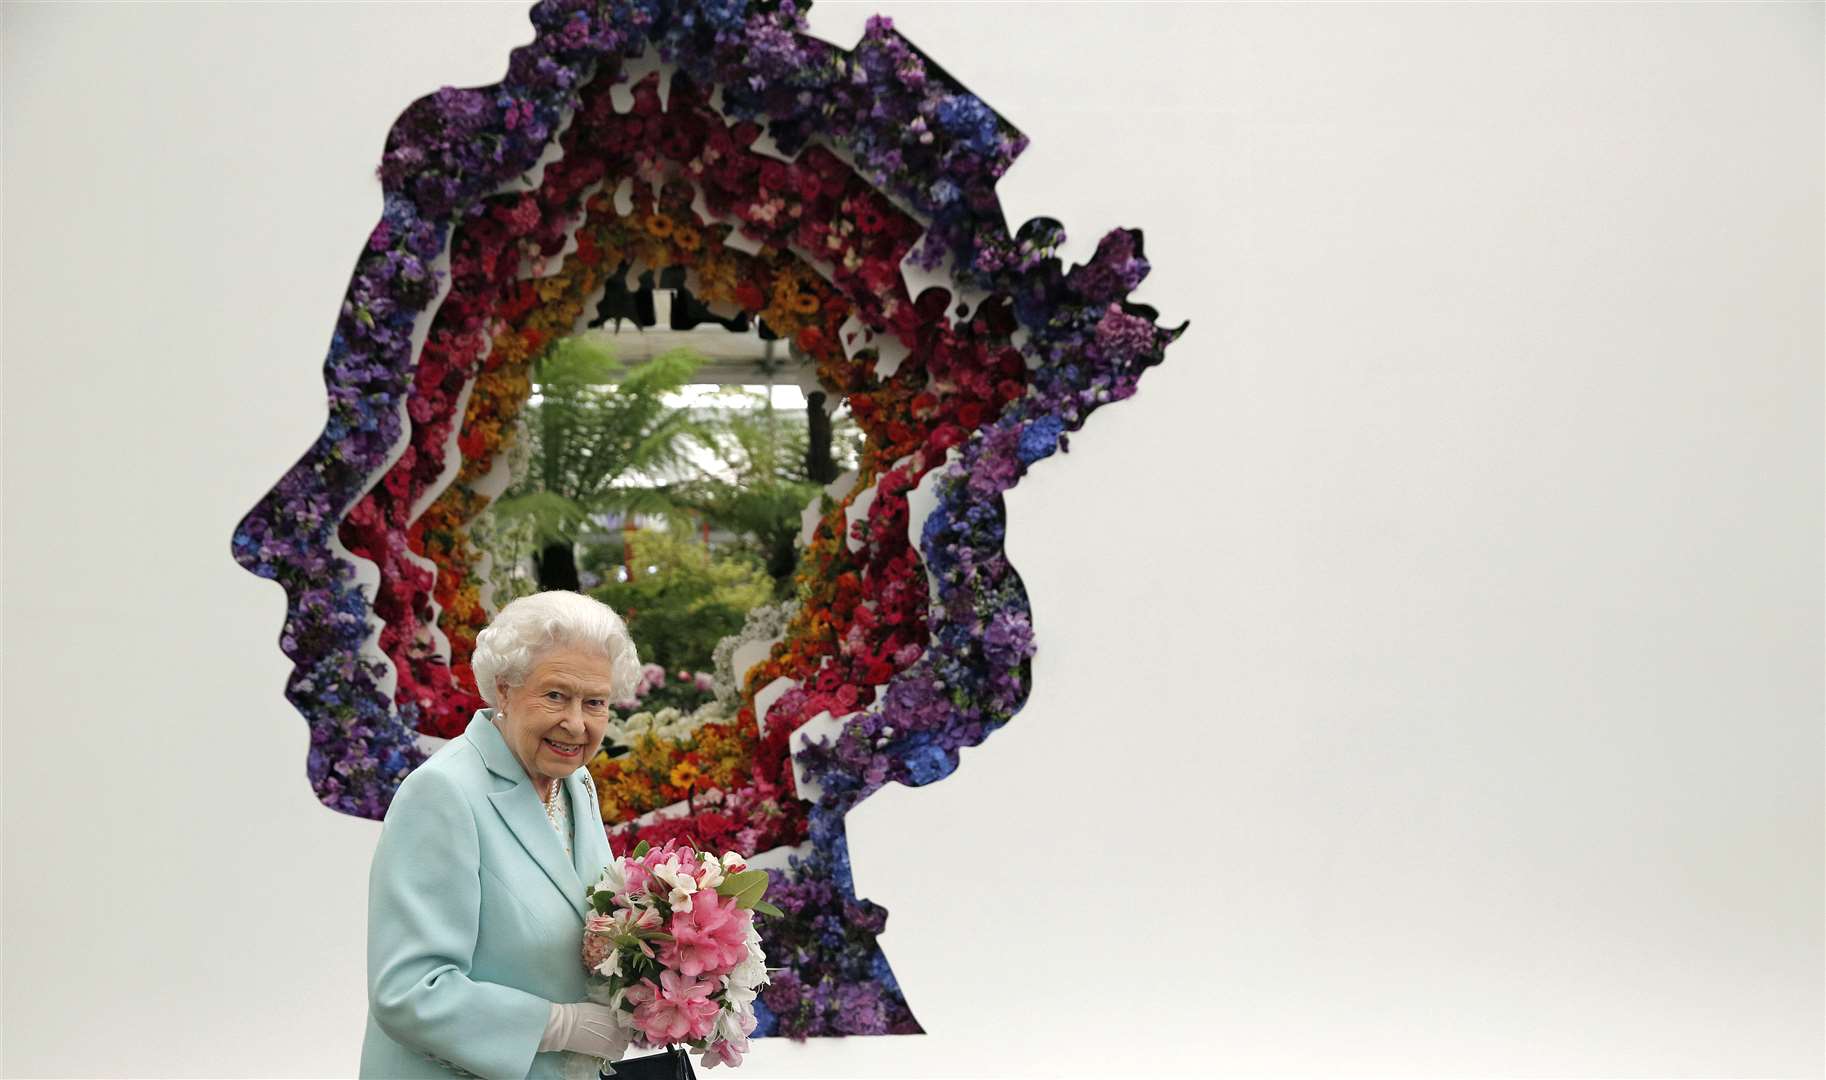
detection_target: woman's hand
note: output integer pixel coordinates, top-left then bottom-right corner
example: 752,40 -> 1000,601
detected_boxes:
539,1002 -> 631,1060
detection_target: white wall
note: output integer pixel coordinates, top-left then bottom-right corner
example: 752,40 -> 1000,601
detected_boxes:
3,2 -> 1820,1076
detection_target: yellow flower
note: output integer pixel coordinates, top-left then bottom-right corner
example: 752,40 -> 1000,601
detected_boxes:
669,761 -> 701,790
645,213 -> 675,238
446,589 -> 478,622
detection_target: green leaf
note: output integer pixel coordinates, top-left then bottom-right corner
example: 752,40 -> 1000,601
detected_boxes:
540,334 -> 627,386
716,869 -> 770,909
714,869 -> 765,897
486,489 -> 591,547
753,899 -> 785,918
631,840 -> 650,859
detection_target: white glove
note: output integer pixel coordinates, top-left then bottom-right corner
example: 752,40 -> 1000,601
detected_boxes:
539,1001 -> 631,1060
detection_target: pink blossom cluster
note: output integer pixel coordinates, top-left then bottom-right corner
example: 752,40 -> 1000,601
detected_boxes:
582,840 -> 770,1069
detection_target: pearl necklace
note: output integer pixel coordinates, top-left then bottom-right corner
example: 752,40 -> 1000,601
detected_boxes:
543,774 -> 564,824
544,773 -> 572,860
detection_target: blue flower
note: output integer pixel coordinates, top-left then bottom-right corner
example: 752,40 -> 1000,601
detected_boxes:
868,950 -> 903,995
902,740 -> 954,785
751,997 -> 777,1039
1016,414 -> 1062,464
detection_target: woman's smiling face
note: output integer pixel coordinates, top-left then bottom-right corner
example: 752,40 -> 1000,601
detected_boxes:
494,643 -> 617,784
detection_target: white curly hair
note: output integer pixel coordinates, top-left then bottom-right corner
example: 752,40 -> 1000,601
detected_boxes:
470,590 -> 642,707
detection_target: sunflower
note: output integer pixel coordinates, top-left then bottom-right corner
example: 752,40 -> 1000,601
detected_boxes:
644,213 -> 675,238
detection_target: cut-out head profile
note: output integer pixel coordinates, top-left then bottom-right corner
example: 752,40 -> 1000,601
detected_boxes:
229,0 -> 1183,1039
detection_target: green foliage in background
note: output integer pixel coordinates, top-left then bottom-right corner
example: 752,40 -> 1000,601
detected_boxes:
586,525 -> 774,674
669,386 -> 865,597
487,335 -> 715,549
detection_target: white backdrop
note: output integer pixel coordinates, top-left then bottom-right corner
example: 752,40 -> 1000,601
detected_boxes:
3,2 -> 1821,1077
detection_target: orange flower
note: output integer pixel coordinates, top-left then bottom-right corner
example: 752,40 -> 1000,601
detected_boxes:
645,213 -> 675,238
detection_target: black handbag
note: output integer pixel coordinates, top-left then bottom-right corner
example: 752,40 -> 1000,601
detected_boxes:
603,1044 -> 696,1080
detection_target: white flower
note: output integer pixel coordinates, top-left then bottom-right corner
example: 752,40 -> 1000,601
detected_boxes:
651,858 -> 698,911
605,713 -> 656,749
716,1001 -> 757,1043
719,971 -> 756,1007
722,950 -> 769,1003
593,949 -> 623,981
593,861 -> 627,897
695,851 -> 726,891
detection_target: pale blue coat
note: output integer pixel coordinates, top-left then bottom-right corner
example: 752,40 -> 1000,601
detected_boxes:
360,709 -> 616,1079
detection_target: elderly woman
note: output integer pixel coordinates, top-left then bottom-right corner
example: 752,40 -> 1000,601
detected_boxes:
360,590 -> 642,1079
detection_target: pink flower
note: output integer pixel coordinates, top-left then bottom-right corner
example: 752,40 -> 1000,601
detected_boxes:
625,969 -> 721,1043
659,891 -> 751,978
582,914 -> 615,972
700,1036 -> 749,1069
621,858 -> 653,899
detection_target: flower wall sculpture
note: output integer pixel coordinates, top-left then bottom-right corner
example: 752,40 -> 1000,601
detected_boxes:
231,0 -> 1182,1039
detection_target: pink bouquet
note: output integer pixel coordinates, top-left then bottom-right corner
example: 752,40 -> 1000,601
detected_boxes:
580,838 -> 779,1070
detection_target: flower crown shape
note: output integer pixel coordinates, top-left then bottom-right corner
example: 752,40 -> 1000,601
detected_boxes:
230,0 -> 1183,1039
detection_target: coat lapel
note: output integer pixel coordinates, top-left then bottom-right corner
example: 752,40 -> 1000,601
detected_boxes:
569,771 -> 607,888
467,711 -> 590,922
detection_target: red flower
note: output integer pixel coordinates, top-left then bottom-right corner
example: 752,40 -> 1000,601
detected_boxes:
928,424 -> 965,452
575,230 -> 601,265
